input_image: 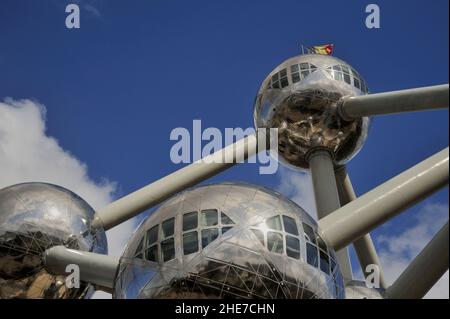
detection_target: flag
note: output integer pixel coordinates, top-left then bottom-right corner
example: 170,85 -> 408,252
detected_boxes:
311,44 -> 334,55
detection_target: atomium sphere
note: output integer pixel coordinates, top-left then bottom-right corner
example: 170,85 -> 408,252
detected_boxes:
345,280 -> 384,299
0,183 -> 107,299
253,54 -> 370,170
115,183 -> 345,299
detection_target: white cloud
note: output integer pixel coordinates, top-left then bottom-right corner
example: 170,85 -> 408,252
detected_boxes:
0,98 -> 137,298
376,202 -> 449,299
276,166 -> 317,219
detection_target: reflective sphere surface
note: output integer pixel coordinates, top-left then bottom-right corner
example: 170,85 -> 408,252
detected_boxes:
0,183 -> 107,298
115,183 -> 345,299
253,54 -> 370,170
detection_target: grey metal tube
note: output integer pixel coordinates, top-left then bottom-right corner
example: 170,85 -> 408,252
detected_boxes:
334,165 -> 387,289
44,246 -> 119,289
94,133 -> 259,230
339,84 -> 449,119
319,147 -> 449,251
307,149 -> 353,282
385,222 -> 449,299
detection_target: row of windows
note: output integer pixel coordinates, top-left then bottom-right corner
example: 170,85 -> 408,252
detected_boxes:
269,63 -> 318,89
267,63 -> 368,94
250,215 -> 336,276
290,62 -> 317,84
134,211 -> 337,277
326,65 -> 369,93
134,209 -> 235,263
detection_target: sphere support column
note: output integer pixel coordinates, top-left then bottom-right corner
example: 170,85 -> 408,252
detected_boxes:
307,149 -> 353,282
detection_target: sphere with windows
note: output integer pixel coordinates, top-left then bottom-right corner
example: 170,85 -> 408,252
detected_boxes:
253,54 -> 371,169
0,183 -> 108,299
115,183 -> 345,299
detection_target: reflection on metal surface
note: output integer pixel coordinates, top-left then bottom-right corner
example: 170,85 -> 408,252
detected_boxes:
345,280 -> 384,299
0,183 -> 107,299
115,183 -> 345,299
253,54 -> 370,170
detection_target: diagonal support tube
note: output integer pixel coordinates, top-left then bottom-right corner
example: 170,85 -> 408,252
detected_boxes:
338,84 -> 449,120
44,246 -> 119,290
307,149 -> 353,282
334,165 -> 387,289
384,222 -> 449,299
93,133 -> 260,230
319,147 -> 449,251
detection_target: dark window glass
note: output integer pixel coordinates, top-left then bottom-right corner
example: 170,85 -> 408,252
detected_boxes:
292,73 -> 300,83
266,215 -> 282,230
341,65 -> 350,73
317,235 -> 328,252
283,215 -> 299,235
286,235 -> 300,259
201,209 -> 218,227
272,73 -> 279,81
280,68 -> 287,77
272,81 -> 280,89
252,229 -> 265,246
161,218 -> 174,239
290,64 -> 299,72
362,82 -> 368,93
220,212 -> 234,225
310,64 -> 317,70
343,73 -> 351,84
300,63 -> 309,70
221,226 -> 233,234
135,253 -> 143,259
161,238 -> 175,262
201,228 -> 219,248
333,65 -> 342,71
302,223 -> 316,244
135,237 -> 144,256
146,244 -> 158,262
280,77 -> 289,88
183,231 -> 198,255
267,232 -> 283,254
301,70 -> 310,78
183,211 -> 197,231
320,250 -> 330,275
354,78 -> 361,89
147,225 -> 158,246
306,242 -> 318,267
330,258 -> 337,274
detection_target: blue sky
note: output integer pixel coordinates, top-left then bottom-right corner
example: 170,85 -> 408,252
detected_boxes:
0,0 -> 448,295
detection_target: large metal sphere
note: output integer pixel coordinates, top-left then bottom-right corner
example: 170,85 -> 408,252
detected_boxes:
253,54 -> 370,170
115,183 -> 345,299
0,183 -> 107,299
345,280 -> 384,299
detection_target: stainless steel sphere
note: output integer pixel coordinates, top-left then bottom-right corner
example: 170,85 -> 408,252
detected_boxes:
253,54 -> 370,170
345,280 -> 384,299
115,183 -> 345,299
0,183 -> 107,299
